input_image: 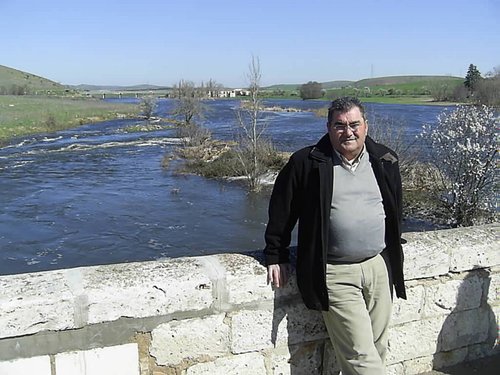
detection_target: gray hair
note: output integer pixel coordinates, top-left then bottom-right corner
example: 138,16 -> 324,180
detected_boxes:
327,97 -> 366,124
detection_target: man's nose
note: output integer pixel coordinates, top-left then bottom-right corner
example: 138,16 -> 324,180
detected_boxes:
345,126 -> 354,135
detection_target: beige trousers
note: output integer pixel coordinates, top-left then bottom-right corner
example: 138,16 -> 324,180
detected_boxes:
322,254 -> 392,375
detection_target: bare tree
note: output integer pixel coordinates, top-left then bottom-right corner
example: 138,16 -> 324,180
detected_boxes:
171,80 -> 203,125
367,113 -> 418,180
234,56 -> 269,191
171,80 -> 210,145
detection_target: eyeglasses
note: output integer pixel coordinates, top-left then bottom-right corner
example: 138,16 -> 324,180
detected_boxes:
331,122 -> 362,132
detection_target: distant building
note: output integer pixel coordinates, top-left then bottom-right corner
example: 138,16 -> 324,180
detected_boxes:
217,89 -> 251,98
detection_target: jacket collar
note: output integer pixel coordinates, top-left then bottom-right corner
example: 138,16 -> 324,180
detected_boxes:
365,136 -> 399,164
309,134 -> 334,162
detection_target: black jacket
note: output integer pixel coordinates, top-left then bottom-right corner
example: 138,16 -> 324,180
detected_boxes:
264,134 -> 406,311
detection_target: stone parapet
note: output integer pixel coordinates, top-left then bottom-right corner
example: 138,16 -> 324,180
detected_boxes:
0,223 -> 498,374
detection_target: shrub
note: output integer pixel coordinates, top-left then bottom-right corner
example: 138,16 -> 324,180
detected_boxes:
176,123 -> 211,146
139,96 -> 157,119
44,113 -> 58,131
420,105 -> 498,226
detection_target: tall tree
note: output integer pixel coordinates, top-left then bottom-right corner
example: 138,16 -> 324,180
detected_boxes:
464,64 -> 482,92
234,56 -> 269,191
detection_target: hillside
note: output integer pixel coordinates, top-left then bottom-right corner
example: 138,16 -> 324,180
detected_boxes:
0,64 -> 464,96
354,75 -> 463,88
265,76 -> 462,92
71,84 -> 171,92
0,65 -> 67,94
265,80 -> 353,91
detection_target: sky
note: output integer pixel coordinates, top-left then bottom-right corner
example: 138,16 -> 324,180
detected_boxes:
1,0 -> 499,87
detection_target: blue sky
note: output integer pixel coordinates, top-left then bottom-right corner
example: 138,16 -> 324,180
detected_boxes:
1,0 -> 499,87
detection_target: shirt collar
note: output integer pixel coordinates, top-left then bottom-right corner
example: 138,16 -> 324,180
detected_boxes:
333,145 -> 366,171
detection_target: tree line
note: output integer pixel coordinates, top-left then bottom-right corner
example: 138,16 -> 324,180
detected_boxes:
297,64 -> 500,106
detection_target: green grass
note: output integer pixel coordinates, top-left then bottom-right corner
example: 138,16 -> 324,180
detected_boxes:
0,64 -> 70,95
353,95 -> 455,105
0,95 -> 138,143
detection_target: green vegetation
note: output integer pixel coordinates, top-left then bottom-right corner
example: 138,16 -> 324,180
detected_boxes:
261,75 -> 466,104
173,140 -> 287,180
299,81 -> 324,100
324,76 -> 464,102
0,96 -> 137,143
0,64 -> 139,144
0,65 -> 72,96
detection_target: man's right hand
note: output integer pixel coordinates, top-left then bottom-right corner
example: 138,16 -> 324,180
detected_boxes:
267,264 -> 289,288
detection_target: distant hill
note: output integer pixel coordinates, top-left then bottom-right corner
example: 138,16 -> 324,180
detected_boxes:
71,84 -> 171,92
265,76 -> 462,91
0,64 -> 464,95
264,83 -> 301,91
320,80 -> 354,89
0,65 -> 67,94
353,75 -> 462,88
265,81 -> 353,91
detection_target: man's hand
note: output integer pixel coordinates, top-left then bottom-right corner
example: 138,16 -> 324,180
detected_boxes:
267,264 -> 289,288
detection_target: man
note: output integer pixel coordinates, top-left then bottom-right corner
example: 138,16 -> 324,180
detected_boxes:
264,97 -> 406,375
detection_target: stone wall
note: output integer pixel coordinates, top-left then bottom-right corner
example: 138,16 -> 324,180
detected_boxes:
0,223 -> 498,375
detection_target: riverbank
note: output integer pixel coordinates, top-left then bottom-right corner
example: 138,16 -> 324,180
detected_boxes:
1,95 -> 461,146
261,94 -> 459,106
0,95 -> 138,144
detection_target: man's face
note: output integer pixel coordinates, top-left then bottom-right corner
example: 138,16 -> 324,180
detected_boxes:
327,107 -> 368,160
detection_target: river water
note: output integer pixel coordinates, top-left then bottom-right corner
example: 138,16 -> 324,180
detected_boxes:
0,99 -> 453,275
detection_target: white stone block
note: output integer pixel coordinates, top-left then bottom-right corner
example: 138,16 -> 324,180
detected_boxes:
0,270 -> 75,338
230,304 -> 326,354
268,342 -> 325,375
267,346 -> 291,375
423,275 -> 483,317
230,309 -> 277,353
403,231 -> 450,280
487,269 -> 499,306
391,283 -> 424,325
218,253 -> 299,305
150,314 -> 230,366
387,316 -> 445,363
401,355 -> 433,375
386,362 -> 404,375
186,352 -> 266,375
0,356 -> 51,375
55,343 -> 139,375
82,259 -> 213,324
448,224 -> 499,272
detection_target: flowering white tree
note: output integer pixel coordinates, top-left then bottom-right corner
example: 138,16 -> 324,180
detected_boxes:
421,105 -> 498,226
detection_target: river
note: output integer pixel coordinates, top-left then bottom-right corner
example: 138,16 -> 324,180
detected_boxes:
0,99 -> 453,275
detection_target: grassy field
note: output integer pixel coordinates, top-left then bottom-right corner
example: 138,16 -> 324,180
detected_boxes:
351,95 -> 457,105
0,95 -> 138,143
